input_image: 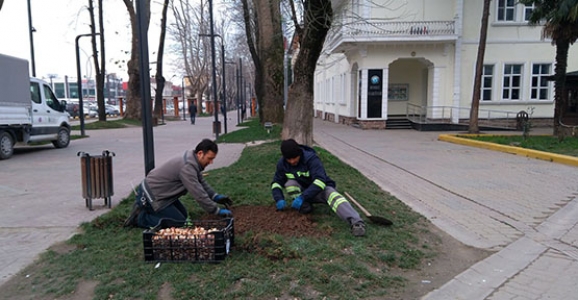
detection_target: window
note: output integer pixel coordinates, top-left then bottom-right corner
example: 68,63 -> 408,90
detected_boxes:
388,84 -> 409,101
30,82 -> 41,104
496,1 -> 534,23
497,0 -> 515,21
69,83 -> 79,99
482,65 -> 494,101
502,64 -> 522,100
54,83 -> 66,99
340,74 -> 347,105
43,84 -> 61,110
524,4 -> 535,21
530,63 -> 551,100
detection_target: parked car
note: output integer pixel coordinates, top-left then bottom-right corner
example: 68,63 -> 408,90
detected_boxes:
86,106 -> 97,118
105,105 -> 120,116
66,102 -> 80,119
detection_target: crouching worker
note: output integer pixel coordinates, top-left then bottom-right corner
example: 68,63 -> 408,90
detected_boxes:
124,139 -> 233,228
271,139 -> 366,237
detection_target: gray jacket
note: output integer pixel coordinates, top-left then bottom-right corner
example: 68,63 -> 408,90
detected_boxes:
140,150 -> 219,214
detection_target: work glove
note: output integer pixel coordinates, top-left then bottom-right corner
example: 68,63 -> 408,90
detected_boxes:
276,199 -> 287,211
291,196 -> 303,210
214,194 -> 232,209
217,208 -> 232,217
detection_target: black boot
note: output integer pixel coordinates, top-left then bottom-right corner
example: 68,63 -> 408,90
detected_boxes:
123,202 -> 142,227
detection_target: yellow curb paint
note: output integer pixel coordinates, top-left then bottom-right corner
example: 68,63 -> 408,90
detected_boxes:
438,134 -> 578,167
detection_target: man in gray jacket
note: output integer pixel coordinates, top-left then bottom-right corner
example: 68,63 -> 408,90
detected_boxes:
124,139 -> 233,228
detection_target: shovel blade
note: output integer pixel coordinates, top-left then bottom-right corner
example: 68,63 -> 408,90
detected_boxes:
369,215 -> 393,226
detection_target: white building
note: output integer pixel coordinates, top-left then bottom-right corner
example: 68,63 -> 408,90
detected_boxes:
314,0 -> 578,129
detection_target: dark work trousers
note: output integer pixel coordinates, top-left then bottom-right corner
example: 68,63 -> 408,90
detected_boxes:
284,179 -> 363,226
135,186 -> 188,228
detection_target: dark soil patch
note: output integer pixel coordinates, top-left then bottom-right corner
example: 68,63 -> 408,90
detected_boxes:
230,205 -> 329,237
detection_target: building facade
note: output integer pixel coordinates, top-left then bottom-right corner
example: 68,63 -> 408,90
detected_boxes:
315,0 -> 578,129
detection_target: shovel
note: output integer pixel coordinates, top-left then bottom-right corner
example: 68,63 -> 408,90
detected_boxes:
344,192 -> 393,226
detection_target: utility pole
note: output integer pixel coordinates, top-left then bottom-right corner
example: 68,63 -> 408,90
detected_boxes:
27,0 -> 36,77
76,32 -> 100,137
221,43 -> 227,134
208,0 -> 220,139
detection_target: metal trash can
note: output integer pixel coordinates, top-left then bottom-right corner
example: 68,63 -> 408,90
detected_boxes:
213,121 -> 221,135
78,150 -> 115,210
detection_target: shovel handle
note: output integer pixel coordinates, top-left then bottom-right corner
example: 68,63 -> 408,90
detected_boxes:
344,192 -> 372,217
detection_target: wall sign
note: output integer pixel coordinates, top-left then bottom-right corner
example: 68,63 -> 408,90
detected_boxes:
367,69 -> 382,118
388,84 -> 409,101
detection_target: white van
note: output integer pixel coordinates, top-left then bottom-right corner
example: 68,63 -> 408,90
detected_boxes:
0,54 -> 71,160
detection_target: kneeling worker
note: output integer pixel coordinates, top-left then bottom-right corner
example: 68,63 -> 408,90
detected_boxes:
124,139 -> 233,228
271,139 -> 366,236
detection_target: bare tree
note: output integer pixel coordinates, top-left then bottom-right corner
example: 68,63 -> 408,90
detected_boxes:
87,0 -> 107,121
152,0 -> 171,125
219,2 -> 254,117
468,0 -> 491,133
122,0 -> 150,120
170,0 -> 211,109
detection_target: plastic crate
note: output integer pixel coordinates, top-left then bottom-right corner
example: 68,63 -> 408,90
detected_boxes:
143,218 -> 234,263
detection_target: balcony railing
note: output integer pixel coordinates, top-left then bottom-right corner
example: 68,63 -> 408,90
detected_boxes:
325,20 -> 456,52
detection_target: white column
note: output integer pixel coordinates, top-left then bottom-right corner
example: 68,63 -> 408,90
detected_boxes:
452,0 -> 464,123
360,69 -> 368,119
382,67 -> 389,118
432,66 -> 442,118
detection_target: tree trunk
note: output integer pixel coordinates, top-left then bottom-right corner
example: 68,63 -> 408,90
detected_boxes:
468,0 -> 491,133
98,0 -> 106,121
282,0 -> 332,145
153,0 -> 170,125
257,0 -> 284,124
122,0 -> 150,121
88,0 -> 106,121
241,0 -> 284,125
553,38 -> 569,137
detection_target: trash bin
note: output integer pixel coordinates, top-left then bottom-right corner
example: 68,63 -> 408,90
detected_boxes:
78,150 -> 115,210
213,121 -> 221,135
516,110 -> 529,130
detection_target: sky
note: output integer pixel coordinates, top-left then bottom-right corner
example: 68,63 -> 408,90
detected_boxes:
0,0 -> 173,82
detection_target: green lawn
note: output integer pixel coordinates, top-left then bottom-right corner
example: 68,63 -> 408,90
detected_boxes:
457,134 -> 578,158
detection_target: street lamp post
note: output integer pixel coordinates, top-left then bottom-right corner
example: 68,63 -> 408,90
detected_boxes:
181,76 -> 186,121
239,58 -> 244,122
208,0 -> 220,139
220,42 -> 227,134
236,64 -> 240,125
75,32 -> 100,137
136,0 -> 155,175
27,0 -> 36,77
200,34 -> 228,134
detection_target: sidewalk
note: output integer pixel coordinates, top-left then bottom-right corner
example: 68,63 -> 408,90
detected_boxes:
313,119 -> 578,299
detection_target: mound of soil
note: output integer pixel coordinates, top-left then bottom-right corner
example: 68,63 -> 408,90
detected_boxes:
230,205 -> 329,237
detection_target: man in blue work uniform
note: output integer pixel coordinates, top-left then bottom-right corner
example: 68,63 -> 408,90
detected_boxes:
271,139 -> 366,236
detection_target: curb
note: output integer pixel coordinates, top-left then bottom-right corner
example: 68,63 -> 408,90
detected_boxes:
438,134 -> 578,167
